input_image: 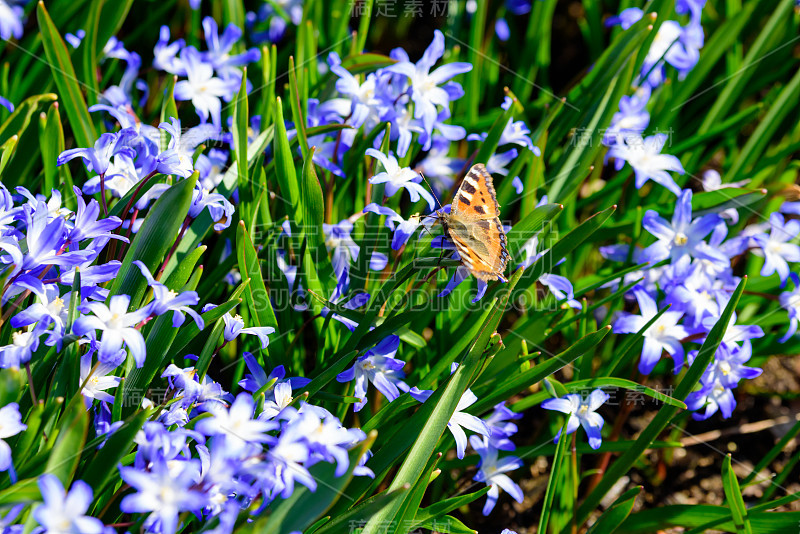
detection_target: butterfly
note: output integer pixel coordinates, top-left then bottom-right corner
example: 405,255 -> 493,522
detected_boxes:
439,163 -> 510,282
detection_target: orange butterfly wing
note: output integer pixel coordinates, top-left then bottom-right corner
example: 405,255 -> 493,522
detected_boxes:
446,164 -> 510,282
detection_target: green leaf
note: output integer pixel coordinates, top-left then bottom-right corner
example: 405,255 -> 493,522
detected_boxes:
81,410 -> 148,493
539,419 -> 570,534
288,56 -> 309,159
36,2 -> 97,148
722,454 -> 753,534
564,378 -> 686,409
301,146 -> 325,249
314,487 -> 410,534
726,66 -> 800,182
0,133 -> 18,178
587,487 -> 642,534
304,350 -> 358,399
235,222 -> 284,360
163,245 -> 206,292
40,102 -> 66,196
619,507 -> 800,533
168,287 -> 245,358
273,97 -> 301,223
474,326 -> 611,413
232,69 -> 249,199
411,487 -> 490,527
473,90 -> 516,166
0,478 -> 40,506
80,0 -> 103,103
416,515 -> 476,534
109,174 -> 197,307
506,202 -> 563,259
521,205 -> 616,289
0,93 -> 56,146
44,404 -> 88,486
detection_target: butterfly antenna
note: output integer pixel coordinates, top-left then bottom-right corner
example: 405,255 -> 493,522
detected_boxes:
418,171 -> 444,211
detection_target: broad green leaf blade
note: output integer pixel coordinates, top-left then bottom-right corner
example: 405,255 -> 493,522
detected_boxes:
722,454 -> 753,534
539,419 -> 570,534
235,222 -> 284,361
109,173 -> 198,307
37,2 -> 97,148
587,486 -> 641,534
44,404 -> 88,486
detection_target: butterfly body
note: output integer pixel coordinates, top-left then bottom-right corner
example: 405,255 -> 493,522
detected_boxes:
441,164 -> 509,282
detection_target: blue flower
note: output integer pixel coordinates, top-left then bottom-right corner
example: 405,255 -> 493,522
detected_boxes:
73,295 -> 150,367
665,260 -> 722,327
447,389 -> 491,459
0,327 -> 43,368
119,459 -> 207,534
195,393 -> 277,450
613,288 -> 688,374
0,402 -> 26,482
10,283 -> 68,347
262,416 -> 316,498
79,353 -> 121,409
200,17 -> 260,81
366,149 -> 436,210
68,188 -> 125,244
484,402 -> 522,451
640,20 -> 702,88
751,213 -> 800,283
607,133 -> 685,195
157,118 -> 220,178
386,30 -> 472,140
695,342 -> 762,391
641,189 -> 725,264
686,381 -> 735,420
539,273 -> 581,309
238,352 -> 310,396
416,137 -> 464,193
495,18 -> 510,41
604,85 -> 651,145
320,291 -> 371,332
469,435 -> 523,516
363,203 -> 421,250
541,389 -> 609,449
133,261 -> 204,329
0,1 -> 24,40
779,273 -> 800,342
336,335 -> 408,412
57,130 -> 136,176
0,96 -> 13,113
287,406 -> 366,476
324,219 -> 360,293
221,313 -> 275,349
153,25 -> 186,75
189,185 -> 235,231
174,47 -> 238,127
605,7 -> 643,30
486,148 -> 518,177
18,201 -> 92,273
33,474 -> 104,534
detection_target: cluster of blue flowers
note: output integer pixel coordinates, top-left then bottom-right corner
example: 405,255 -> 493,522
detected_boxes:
332,336 -> 527,515
569,0 -> 774,421
604,0 -> 706,195
155,18 -> 259,127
